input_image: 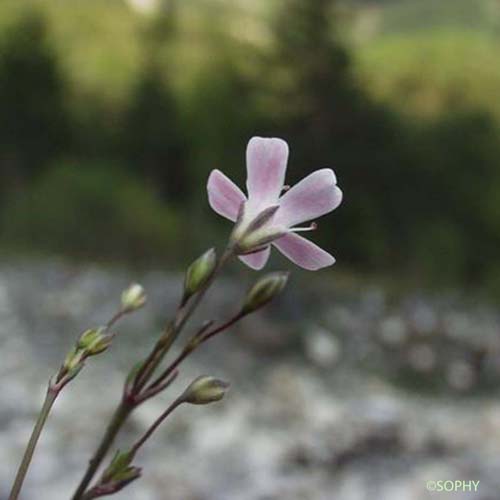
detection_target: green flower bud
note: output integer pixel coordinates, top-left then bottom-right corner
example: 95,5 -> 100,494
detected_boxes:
180,375 -> 230,405
77,328 -> 113,356
86,335 -> 113,356
241,272 -> 289,315
183,248 -> 216,304
121,283 -> 146,313
63,347 -> 84,372
101,450 -> 135,483
64,362 -> 84,383
92,449 -> 141,497
113,466 -> 141,483
77,328 -> 101,350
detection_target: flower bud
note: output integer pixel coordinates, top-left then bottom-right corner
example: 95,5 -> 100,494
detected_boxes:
121,283 -> 146,313
241,272 -> 289,315
63,362 -> 84,384
86,335 -> 113,356
92,449 -> 142,498
63,347 -> 84,372
77,328 -> 113,356
183,248 -> 216,303
180,375 -> 230,405
101,450 -> 135,483
78,328 -> 101,349
112,465 -> 141,484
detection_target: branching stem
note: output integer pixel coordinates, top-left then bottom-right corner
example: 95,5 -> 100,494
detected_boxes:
71,246 -> 235,500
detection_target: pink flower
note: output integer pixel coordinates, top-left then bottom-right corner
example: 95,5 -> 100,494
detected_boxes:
207,137 -> 343,271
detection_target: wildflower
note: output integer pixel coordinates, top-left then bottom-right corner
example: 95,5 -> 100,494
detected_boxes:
207,137 -> 342,270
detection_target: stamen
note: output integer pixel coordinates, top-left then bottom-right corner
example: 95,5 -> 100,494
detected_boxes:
291,222 -> 317,233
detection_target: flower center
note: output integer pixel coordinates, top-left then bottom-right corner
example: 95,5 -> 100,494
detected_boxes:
230,202 -> 286,254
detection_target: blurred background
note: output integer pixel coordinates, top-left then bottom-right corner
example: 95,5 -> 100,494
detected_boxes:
1,0 -> 500,498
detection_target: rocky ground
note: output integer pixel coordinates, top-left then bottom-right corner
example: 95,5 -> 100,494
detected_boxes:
1,259 -> 500,499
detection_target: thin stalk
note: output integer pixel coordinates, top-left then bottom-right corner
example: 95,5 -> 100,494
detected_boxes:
9,305 -> 126,500
147,312 -> 245,392
9,388 -> 58,500
133,247 -> 233,393
105,309 -> 126,330
71,246 -> 234,500
199,312 -> 245,343
130,399 -> 182,456
71,403 -> 132,500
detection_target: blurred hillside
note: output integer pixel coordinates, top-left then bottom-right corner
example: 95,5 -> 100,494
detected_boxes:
351,0 -> 500,119
0,0 -> 499,293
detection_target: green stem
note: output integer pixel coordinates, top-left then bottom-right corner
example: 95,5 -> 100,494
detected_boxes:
71,403 -> 132,500
130,314 -> 245,453
71,246 -> 234,500
133,246 -> 234,393
9,388 -> 58,500
147,312 -> 245,392
130,399 -> 182,456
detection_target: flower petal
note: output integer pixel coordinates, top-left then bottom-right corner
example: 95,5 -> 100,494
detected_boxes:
275,169 -> 342,227
238,246 -> 271,270
273,233 -> 335,270
246,137 -> 288,207
207,169 -> 246,221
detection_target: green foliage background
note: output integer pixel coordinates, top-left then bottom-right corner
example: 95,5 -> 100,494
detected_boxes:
0,0 -> 499,292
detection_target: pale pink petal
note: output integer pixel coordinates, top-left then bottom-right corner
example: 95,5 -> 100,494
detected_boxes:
273,233 -> 335,270
238,246 -> 271,270
207,169 -> 246,221
246,137 -> 288,207
275,169 -> 342,227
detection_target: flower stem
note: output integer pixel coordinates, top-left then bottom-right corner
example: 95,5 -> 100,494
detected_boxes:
129,314 -> 244,454
71,402 -> 132,500
9,388 -> 58,500
9,305 -> 127,500
147,312 -> 245,392
130,399 -> 182,456
71,246 -> 234,499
